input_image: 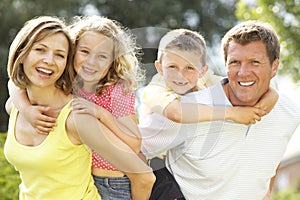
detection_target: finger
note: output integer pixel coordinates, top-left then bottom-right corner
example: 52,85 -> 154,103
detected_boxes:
41,115 -> 56,123
36,120 -> 56,128
35,126 -> 52,135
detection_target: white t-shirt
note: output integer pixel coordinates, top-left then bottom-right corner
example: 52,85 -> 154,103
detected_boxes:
139,79 -> 300,200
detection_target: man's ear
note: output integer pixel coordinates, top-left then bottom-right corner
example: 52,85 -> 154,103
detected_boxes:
154,60 -> 163,75
271,59 -> 279,78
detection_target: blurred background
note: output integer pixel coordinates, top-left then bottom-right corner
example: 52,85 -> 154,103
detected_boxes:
0,0 -> 300,199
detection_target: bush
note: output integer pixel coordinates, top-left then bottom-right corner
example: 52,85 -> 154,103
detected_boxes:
0,133 -> 20,200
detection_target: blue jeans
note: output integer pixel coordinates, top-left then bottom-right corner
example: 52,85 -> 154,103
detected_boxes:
93,175 -> 132,200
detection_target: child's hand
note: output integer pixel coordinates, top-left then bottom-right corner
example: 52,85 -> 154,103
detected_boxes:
226,107 -> 266,125
23,105 -> 56,135
72,97 -> 100,119
255,87 -> 279,114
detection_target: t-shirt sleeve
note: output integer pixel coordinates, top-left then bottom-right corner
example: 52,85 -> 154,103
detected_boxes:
141,84 -> 179,115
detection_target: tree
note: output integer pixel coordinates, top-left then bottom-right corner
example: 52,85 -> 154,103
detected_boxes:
236,0 -> 300,82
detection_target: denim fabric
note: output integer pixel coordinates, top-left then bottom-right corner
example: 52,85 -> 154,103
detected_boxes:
93,175 -> 131,200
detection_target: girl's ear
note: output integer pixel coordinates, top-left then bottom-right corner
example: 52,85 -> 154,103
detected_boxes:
154,60 -> 163,75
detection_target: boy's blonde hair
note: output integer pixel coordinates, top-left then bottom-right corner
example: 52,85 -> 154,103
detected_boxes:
157,29 -> 207,68
69,15 -> 143,95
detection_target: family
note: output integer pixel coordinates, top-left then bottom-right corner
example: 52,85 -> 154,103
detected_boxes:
4,14 -> 300,200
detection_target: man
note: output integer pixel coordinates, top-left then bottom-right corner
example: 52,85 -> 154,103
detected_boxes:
139,21 -> 300,200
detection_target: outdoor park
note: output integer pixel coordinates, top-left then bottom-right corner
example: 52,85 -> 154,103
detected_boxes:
0,0 -> 300,199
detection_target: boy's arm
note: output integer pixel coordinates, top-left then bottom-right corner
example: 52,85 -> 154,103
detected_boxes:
8,80 -> 56,134
255,87 -> 279,114
164,100 -> 266,125
72,97 -> 141,153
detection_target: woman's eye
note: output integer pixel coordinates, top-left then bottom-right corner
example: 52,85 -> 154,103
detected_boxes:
56,54 -> 65,59
34,47 -> 44,52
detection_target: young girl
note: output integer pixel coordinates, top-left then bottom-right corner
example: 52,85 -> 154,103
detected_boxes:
8,16 -> 151,200
69,16 -> 145,199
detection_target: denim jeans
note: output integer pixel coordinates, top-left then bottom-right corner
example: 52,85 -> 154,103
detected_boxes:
93,175 -> 132,200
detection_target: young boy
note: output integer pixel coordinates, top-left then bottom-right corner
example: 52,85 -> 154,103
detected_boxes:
139,28 -> 277,125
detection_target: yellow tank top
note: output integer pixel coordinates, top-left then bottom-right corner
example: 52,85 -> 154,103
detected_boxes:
4,101 -> 101,200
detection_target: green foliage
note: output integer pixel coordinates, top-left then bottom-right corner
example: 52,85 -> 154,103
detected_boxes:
272,187 -> 300,200
0,133 -> 20,200
236,0 -> 300,82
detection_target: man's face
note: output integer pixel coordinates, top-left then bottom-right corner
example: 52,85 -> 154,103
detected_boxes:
225,40 -> 278,106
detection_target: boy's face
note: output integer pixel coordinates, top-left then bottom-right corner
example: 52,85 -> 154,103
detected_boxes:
156,49 -> 207,95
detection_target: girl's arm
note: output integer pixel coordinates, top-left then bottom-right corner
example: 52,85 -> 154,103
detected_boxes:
72,97 -> 141,153
8,80 -> 56,134
67,111 -> 155,200
164,100 -> 266,125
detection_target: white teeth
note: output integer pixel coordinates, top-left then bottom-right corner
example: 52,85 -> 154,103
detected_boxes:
174,81 -> 187,86
83,67 -> 96,73
239,81 -> 255,86
37,67 -> 52,74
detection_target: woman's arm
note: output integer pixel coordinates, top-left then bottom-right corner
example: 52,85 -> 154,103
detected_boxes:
72,97 -> 141,153
67,111 -> 155,200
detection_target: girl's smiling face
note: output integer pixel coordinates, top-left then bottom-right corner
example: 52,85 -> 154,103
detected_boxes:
74,31 -> 114,87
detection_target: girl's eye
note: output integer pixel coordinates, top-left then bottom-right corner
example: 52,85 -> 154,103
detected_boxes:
98,54 -> 107,59
80,49 -> 89,54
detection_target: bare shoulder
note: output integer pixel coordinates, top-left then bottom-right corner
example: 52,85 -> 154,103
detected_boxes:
66,111 -> 84,145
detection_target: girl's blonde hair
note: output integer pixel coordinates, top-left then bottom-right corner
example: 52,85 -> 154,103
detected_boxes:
69,15 -> 143,95
7,16 -> 74,94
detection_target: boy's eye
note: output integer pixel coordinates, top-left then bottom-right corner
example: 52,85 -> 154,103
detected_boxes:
167,65 -> 176,69
186,66 -> 195,70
